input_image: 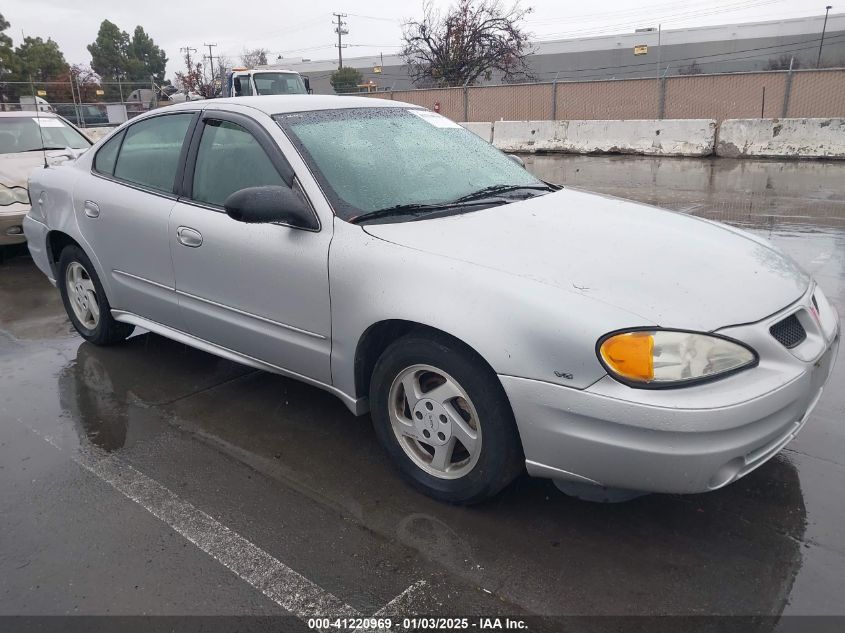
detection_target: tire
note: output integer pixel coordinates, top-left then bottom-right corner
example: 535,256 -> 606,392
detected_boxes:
57,245 -> 134,346
370,333 -> 524,504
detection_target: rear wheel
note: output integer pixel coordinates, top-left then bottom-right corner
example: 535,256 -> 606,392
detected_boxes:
58,245 -> 134,345
370,334 -> 523,504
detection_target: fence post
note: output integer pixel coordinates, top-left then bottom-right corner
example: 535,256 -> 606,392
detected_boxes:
658,65 -> 669,120
551,72 -> 559,121
68,76 -> 80,125
463,78 -> 470,121
74,75 -> 84,126
781,58 -> 794,118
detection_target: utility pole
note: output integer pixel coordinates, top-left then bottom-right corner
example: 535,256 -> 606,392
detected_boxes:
180,46 -> 197,69
333,13 -> 348,69
204,42 -> 218,87
817,6 -> 833,68
180,46 -> 197,96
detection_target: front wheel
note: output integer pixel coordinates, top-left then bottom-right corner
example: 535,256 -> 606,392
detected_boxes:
57,245 -> 134,346
370,334 -> 523,504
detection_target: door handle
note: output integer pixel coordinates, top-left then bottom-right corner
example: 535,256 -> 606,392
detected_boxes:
84,200 -> 100,218
177,226 -> 203,248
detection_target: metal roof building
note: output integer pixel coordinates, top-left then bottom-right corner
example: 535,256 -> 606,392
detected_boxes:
260,12 -> 845,94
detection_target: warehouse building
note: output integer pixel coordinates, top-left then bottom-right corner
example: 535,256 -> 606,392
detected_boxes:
261,12 -> 845,94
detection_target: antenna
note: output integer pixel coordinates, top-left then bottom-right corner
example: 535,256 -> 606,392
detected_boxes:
28,73 -> 49,169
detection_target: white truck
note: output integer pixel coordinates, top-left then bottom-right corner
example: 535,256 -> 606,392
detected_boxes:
221,68 -> 311,97
18,96 -> 54,113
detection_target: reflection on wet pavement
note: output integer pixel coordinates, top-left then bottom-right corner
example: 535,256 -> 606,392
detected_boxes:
1,156 -> 843,619
526,155 -> 845,232
49,333 -> 809,616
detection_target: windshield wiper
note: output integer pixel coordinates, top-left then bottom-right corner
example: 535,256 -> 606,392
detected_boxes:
451,183 -> 554,203
350,199 -> 507,224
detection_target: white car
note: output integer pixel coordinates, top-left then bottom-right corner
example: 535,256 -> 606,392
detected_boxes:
0,112 -> 90,256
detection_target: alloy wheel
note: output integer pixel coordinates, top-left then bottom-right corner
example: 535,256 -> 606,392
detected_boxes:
65,261 -> 100,330
388,364 -> 482,479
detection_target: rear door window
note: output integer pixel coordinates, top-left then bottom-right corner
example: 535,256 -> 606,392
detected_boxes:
93,129 -> 125,176
113,114 -> 193,193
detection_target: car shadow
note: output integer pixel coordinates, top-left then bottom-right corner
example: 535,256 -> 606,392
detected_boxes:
58,332 -> 807,619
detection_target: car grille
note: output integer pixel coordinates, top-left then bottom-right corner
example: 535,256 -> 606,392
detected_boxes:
770,313 -> 807,349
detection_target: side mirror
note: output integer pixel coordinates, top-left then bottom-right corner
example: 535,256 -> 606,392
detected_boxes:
507,154 -> 525,169
233,76 -> 242,96
303,76 -> 312,94
224,186 -> 318,230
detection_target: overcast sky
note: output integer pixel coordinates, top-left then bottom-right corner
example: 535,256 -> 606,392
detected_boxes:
2,0 -> 835,79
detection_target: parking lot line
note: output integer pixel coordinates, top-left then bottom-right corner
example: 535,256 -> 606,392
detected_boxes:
373,580 -> 429,616
18,419 -> 421,622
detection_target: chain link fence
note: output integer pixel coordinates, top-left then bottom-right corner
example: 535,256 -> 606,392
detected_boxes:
0,79 -> 169,127
6,67 -> 843,128
355,68 -> 845,123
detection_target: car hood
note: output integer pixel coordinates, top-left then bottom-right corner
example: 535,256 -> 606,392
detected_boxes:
0,150 -> 83,190
362,187 -> 809,332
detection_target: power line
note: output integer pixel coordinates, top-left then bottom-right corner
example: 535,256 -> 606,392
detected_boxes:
349,31 -> 843,83
524,0 -> 787,27
304,31 -> 845,86
530,31 -> 845,79
346,13 -> 401,23
532,0 -> 787,40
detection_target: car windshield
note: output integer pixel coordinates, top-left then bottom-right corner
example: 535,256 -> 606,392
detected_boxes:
0,116 -> 90,154
254,73 -> 307,95
274,107 -> 544,221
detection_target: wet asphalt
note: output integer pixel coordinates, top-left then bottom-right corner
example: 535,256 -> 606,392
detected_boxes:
1,155 -> 843,628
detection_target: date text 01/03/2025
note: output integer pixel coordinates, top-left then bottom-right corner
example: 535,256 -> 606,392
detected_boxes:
306,617 -> 529,630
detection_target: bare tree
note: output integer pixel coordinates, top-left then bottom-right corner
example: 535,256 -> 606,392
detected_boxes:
240,47 -> 269,69
216,54 -> 232,81
175,51 -> 214,98
678,60 -> 703,75
401,0 -> 533,87
765,55 -> 801,71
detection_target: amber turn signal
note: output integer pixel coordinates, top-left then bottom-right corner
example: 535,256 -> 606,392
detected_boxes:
599,332 -> 654,382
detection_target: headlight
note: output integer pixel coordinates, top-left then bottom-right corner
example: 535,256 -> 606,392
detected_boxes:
598,330 -> 757,387
0,183 -> 30,206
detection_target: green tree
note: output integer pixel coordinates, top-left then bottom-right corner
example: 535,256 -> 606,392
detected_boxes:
0,13 -> 14,77
13,36 -> 68,80
88,20 -> 130,79
330,66 -> 363,93
0,13 -> 15,106
127,26 -> 167,82
88,20 -> 167,82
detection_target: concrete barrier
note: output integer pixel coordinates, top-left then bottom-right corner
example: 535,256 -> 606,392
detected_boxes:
490,119 -> 717,156
490,121 -> 563,153
82,127 -> 117,142
459,122 -> 493,143
716,118 -> 845,159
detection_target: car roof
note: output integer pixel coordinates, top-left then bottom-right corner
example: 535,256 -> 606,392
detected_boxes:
0,111 -> 60,118
163,94 -> 415,116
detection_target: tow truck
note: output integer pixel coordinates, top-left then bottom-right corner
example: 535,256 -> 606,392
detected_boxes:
221,68 -> 312,97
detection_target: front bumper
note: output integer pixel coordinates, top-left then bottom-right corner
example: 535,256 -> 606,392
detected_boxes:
503,288 -> 839,494
0,203 -> 29,245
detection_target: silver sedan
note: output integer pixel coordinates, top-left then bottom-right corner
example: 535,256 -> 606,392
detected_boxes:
24,96 -> 839,503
